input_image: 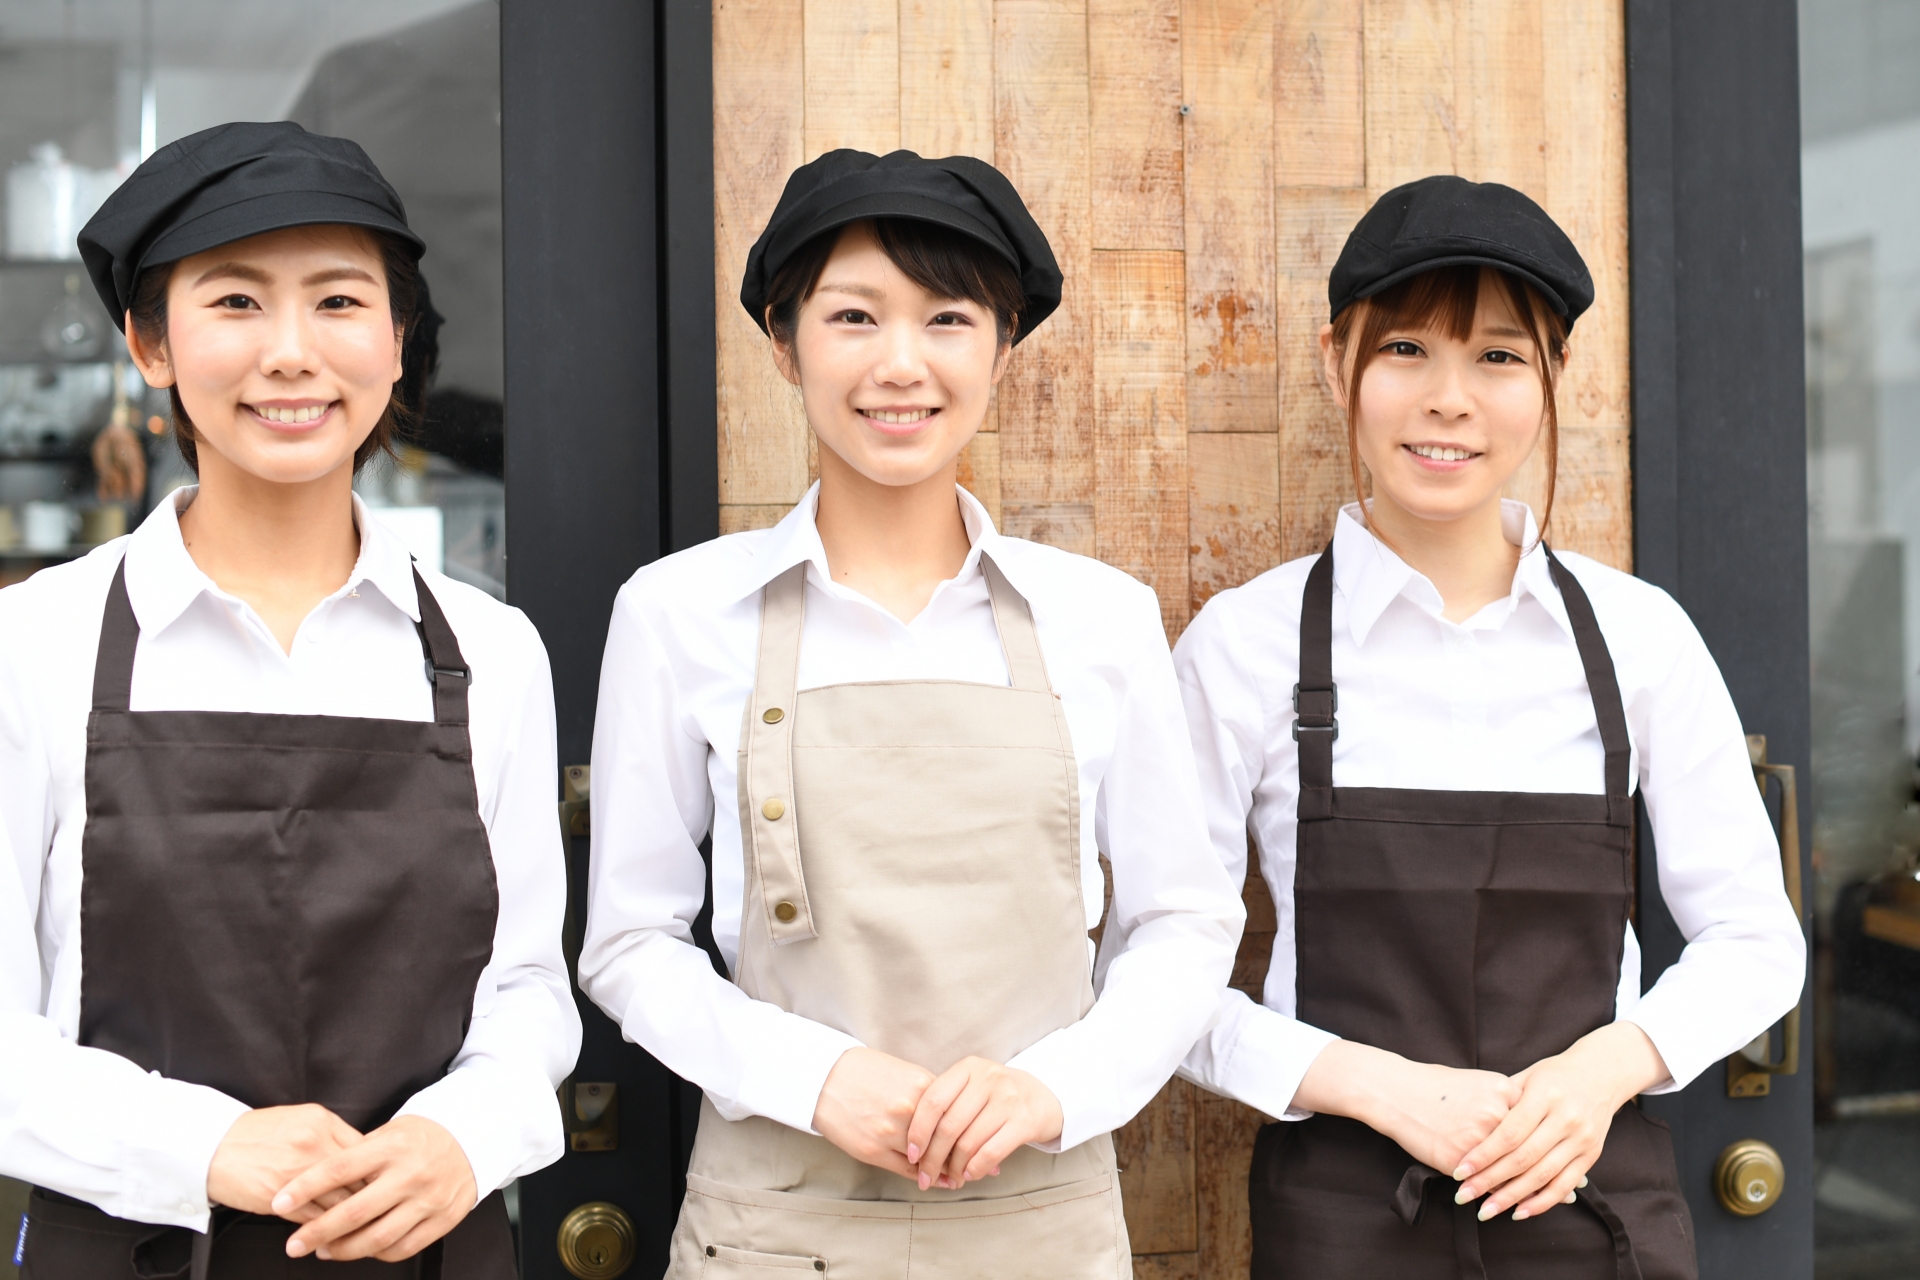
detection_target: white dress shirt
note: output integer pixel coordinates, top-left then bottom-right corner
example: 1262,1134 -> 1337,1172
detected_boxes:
579,484 -> 1244,1153
1176,502 -> 1806,1121
0,489 -> 580,1230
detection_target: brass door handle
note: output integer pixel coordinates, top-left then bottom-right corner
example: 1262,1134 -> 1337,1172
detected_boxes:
1728,737 -> 1802,1097
1714,1139 -> 1786,1216
557,1200 -> 636,1278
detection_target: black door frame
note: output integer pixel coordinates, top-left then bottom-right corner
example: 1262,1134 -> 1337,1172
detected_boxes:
1628,1 -> 1814,1277
500,2 -> 716,1276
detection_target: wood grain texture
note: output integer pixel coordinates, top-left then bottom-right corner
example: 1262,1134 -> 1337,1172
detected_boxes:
1134,1253 -> 1202,1280
1233,847 -> 1279,998
1362,0 -> 1456,194
1095,250 -> 1190,636
1001,501 -> 1096,556
1275,0 -> 1365,186
900,0 -> 993,158
803,0 -> 899,156
956,429 -> 1003,529
1195,1091 -> 1265,1279
1090,0 -> 1185,250
1189,432 -> 1280,614
1183,0 -> 1277,433
1456,0 -> 1545,197
1277,187 -> 1368,560
995,0 -> 1095,505
715,0 -> 809,507
1115,1079 -> 1198,1254
718,504 -> 794,534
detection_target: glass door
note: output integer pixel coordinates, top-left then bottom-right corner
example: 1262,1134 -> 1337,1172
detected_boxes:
1801,1 -> 1920,1274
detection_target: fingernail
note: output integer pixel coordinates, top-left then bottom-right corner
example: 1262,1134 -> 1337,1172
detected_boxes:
271,1193 -> 292,1214
1564,1192 -> 1577,1204
1512,1208 -> 1530,1222
990,1166 -> 1001,1176
286,1240 -> 309,1258
1478,1201 -> 1500,1222
1454,1186 -> 1474,1205
918,1172 -> 931,1191
317,1247 -> 333,1262
1452,1164 -> 1472,1180
1577,1175 -> 1588,1188
907,1145 -> 921,1164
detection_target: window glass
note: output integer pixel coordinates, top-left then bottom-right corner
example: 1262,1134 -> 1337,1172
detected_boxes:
1801,0 -> 1920,1273
0,0 -> 503,596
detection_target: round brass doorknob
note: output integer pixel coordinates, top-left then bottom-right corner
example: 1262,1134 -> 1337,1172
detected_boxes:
557,1200 -> 637,1278
1714,1139 -> 1786,1216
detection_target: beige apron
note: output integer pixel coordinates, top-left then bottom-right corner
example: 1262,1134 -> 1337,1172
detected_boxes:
669,554 -> 1131,1279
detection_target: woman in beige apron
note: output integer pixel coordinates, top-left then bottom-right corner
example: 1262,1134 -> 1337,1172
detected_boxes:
580,149 -> 1244,1277
1174,178 -> 1805,1277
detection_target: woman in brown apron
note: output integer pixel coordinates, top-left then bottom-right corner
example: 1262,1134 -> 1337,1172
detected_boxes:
578,149 -> 1245,1277
0,122 -> 578,1276
1174,177 -> 1805,1278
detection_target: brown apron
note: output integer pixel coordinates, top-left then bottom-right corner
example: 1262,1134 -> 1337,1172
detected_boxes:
1248,543 -> 1698,1280
668,556 -> 1131,1279
19,559 -> 515,1280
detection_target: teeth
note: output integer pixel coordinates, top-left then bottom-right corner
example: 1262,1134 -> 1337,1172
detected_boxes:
1411,444 -> 1473,462
257,405 -> 326,423
864,409 -> 934,424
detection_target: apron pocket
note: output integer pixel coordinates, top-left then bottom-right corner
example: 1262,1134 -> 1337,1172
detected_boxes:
702,1243 -> 828,1274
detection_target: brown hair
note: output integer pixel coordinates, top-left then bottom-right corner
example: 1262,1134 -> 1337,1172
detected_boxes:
127,227 -> 423,474
764,217 -> 1027,349
1328,265 -> 1569,542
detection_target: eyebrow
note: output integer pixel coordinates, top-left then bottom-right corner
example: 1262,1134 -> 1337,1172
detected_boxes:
813,281 -> 885,300
189,264 -> 379,288
1480,325 -> 1531,339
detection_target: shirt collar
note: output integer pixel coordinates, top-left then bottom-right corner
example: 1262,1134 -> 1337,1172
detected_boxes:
1333,499 -> 1571,646
121,486 -> 423,638
725,481 -> 998,604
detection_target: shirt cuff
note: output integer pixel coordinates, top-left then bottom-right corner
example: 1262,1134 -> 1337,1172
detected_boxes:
123,1079 -> 251,1230
395,1062 -> 564,1202
1185,1001 -> 1340,1123
719,1020 -> 865,1137
1007,1034 -> 1112,1154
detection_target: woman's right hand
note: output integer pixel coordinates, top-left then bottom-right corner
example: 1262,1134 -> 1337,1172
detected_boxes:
811,1047 -> 936,1179
1293,1040 -> 1521,1177
207,1103 -> 364,1217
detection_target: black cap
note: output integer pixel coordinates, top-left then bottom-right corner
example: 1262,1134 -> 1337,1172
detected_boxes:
740,149 -> 1062,345
1329,175 -> 1594,329
78,121 -> 423,330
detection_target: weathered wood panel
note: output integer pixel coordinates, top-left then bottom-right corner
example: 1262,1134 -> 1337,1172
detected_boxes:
712,2 -> 1636,1267
1095,250 -> 1190,637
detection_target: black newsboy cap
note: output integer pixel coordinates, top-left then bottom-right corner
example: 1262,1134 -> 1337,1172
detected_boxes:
78,121 -> 423,330
740,149 -> 1062,345
1329,175 -> 1594,329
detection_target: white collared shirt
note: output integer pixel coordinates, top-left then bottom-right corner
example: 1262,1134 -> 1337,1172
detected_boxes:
578,484 -> 1244,1151
0,489 -> 580,1230
1175,502 -> 1807,1119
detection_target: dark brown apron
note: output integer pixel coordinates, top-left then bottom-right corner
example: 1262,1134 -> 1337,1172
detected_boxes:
20,559 -> 515,1280
1248,543 -> 1698,1280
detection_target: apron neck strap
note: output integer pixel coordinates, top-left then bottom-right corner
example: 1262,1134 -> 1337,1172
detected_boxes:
980,552 -> 1052,694
411,568 -> 471,727
91,557 -> 139,713
1294,539 -> 1634,818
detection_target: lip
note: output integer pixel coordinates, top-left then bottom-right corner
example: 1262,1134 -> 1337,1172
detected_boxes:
245,400 -> 338,431
857,406 -> 941,437
1402,442 -> 1480,472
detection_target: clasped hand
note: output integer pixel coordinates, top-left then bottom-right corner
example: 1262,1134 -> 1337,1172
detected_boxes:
207,1105 -> 476,1262
811,1047 -> 1064,1190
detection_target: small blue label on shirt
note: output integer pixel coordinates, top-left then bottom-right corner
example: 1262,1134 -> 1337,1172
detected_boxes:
13,1210 -> 25,1266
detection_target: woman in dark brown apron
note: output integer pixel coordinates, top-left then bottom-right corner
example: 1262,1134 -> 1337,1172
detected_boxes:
1174,177 -> 1805,1278
0,123 -> 578,1277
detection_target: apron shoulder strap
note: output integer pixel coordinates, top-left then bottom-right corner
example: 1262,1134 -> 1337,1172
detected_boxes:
411,568 -> 472,727
979,553 -> 1052,694
92,557 -> 139,713
1543,547 -> 1634,821
743,562 -> 816,944
1294,542 -> 1338,815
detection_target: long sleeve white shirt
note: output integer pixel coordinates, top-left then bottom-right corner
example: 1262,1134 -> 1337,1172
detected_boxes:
578,484 -> 1244,1153
0,489 -> 580,1230
1176,502 -> 1806,1121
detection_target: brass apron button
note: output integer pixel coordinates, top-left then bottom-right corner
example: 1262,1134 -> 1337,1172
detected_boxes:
762,798 -> 786,821
763,706 -> 785,723
775,901 -> 798,922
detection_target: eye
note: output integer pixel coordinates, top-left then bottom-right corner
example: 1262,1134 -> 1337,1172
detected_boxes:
831,309 -> 873,325
1482,349 -> 1526,365
317,295 -> 362,312
215,294 -> 259,311
1382,339 -> 1423,357
930,312 -> 972,328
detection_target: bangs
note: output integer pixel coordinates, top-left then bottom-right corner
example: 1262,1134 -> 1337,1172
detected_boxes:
1359,264 -> 1486,346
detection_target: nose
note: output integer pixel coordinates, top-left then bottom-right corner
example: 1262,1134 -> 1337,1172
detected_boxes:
258,301 -> 322,381
870,317 -> 928,388
1424,354 -> 1474,421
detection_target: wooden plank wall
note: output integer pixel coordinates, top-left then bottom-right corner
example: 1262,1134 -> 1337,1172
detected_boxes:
712,1 -> 1629,1273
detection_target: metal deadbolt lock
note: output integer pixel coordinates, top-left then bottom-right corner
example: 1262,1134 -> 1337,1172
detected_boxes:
1714,1139 -> 1785,1216
556,1200 -> 637,1279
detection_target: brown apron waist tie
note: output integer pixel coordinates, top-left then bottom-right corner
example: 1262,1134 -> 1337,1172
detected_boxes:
1389,1163 -> 1645,1280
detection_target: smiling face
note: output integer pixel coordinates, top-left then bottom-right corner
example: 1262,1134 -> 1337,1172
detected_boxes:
1322,268 -> 1565,534
773,223 -> 1009,489
127,224 -> 403,487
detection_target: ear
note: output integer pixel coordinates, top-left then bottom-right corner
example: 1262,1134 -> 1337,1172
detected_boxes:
392,321 -> 406,384
124,314 -> 175,388
768,307 -> 802,387
1317,323 -> 1346,411
989,337 -> 1013,387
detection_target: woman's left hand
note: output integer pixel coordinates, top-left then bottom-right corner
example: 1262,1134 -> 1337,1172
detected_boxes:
1451,1022 -> 1668,1222
272,1115 -> 477,1262
905,1057 -> 1063,1191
